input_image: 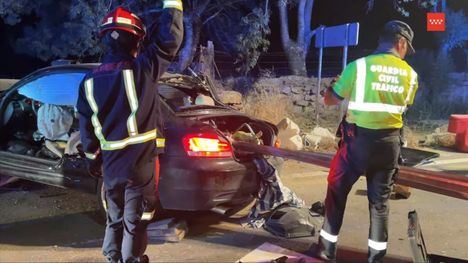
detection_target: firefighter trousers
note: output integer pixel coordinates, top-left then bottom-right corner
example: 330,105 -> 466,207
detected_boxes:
102,158 -> 157,263
319,124 -> 400,263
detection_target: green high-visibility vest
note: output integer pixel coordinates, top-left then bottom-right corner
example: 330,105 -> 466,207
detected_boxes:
332,53 -> 419,129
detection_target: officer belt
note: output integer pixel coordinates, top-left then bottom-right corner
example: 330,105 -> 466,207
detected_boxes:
355,125 -> 400,137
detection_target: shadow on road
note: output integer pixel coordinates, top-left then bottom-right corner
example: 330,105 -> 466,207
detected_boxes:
167,211 -> 412,263
0,209 -> 413,262
0,211 -> 104,248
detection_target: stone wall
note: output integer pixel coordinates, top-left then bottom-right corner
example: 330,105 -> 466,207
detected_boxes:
252,75 -> 334,113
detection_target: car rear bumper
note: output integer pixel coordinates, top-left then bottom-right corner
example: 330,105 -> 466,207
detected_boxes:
158,156 -> 260,211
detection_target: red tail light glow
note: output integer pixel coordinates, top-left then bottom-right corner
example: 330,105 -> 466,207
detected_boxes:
183,133 -> 233,157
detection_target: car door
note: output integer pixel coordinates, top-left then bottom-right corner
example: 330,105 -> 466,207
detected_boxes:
0,66 -> 97,193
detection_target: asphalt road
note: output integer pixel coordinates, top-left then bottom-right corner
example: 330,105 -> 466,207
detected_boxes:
0,160 -> 467,262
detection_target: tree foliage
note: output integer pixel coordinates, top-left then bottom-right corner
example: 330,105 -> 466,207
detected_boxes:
204,1 -> 271,75
0,0 -> 108,61
167,0 -> 271,74
439,9 -> 468,54
234,6 -> 271,75
366,0 -> 438,17
0,0 -> 271,75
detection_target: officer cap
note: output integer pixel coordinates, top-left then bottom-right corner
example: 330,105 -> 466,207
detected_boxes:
383,20 -> 415,54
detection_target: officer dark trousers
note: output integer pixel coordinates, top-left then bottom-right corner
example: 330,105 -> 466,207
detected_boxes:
102,157 -> 157,263
319,123 -> 400,262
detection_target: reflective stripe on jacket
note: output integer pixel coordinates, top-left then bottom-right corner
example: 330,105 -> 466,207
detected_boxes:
76,6 -> 182,161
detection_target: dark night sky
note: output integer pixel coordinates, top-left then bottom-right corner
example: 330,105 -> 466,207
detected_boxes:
0,0 -> 464,78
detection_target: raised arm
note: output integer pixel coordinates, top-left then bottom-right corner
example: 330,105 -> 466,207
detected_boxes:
136,0 -> 184,79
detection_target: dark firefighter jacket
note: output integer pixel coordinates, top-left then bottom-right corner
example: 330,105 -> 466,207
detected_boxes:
76,7 -> 183,180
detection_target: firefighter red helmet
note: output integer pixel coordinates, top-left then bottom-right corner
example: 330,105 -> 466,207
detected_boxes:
99,7 -> 146,40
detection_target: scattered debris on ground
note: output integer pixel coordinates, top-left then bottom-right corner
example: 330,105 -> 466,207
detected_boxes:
264,205 -> 322,238
147,218 -> 188,243
236,242 -> 315,263
390,184 -> 412,200
245,157 -> 304,228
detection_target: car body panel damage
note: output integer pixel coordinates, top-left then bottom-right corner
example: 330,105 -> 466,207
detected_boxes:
0,64 -> 277,211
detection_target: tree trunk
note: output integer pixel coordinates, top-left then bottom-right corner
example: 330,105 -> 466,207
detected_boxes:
176,16 -> 201,72
286,46 -> 307,76
278,0 -> 310,76
194,41 -> 215,79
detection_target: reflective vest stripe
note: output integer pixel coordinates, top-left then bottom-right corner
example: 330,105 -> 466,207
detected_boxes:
156,138 -> 166,148
123,70 -> 139,136
83,77 -> 158,151
141,210 -> 155,221
368,239 -> 387,251
84,79 -> 106,142
348,101 -> 406,114
320,229 -> 338,243
100,129 -> 157,151
405,69 -> 417,104
163,0 -> 183,11
355,58 -> 367,103
85,152 -> 97,160
349,58 -> 406,114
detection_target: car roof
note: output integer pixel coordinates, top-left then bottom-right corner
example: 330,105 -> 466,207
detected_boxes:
36,63 -> 188,78
13,63 -> 191,89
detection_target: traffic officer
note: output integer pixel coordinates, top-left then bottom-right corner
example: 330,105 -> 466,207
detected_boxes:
76,1 -> 183,262
315,20 -> 418,262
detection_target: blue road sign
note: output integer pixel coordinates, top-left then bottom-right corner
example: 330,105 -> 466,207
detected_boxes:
315,23 -> 359,48
314,22 -> 360,126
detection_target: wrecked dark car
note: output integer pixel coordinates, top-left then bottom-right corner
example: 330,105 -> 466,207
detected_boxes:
0,63 -> 279,213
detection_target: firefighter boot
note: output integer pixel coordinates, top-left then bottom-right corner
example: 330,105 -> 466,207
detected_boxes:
317,236 -> 337,262
368,247 -> 386,263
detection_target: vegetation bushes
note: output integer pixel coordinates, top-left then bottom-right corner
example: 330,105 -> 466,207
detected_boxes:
406,50 -> 466,124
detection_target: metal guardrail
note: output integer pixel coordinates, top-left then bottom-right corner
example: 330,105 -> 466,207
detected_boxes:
232,141 -> 468,200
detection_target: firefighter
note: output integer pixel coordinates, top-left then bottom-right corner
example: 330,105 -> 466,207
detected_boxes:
314,20 -> 418,262
76,1 -> 183,262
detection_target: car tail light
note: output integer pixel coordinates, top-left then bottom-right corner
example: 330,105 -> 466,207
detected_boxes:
183,133 -> 233,157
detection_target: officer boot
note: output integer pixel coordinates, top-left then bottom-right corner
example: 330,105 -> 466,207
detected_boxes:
317,235 -> 337,262
138,255 -> 149,263
368,247 -> 386,263
105,253 -> 123,263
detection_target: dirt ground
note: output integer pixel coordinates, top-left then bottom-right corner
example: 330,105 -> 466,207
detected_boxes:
0,152 -> 467,262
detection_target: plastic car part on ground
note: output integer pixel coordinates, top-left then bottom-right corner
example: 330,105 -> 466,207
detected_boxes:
147,218 -> 188,243
264,204 -> 323,238
400,147 -> 440,167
